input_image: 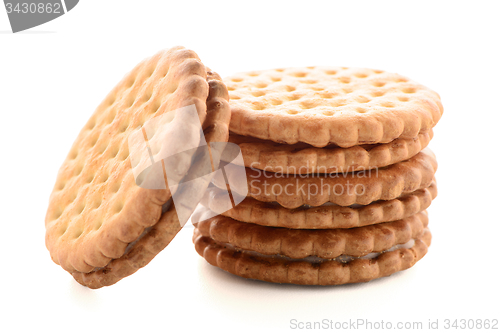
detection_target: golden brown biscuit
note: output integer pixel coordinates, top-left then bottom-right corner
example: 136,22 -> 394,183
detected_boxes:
206,180 -> 436,229
193,227 -> 431,285
215,148 -> 437,208
229,130 -> 433,174
194,211 -> 428,258
45,47 -> 231,288
226,67 -> 443,147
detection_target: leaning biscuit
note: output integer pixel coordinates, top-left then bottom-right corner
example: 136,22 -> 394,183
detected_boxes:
206,180 -> 436,229
229,130 -> 433,174
45,47 -> 231,288
216,148 -> 437,208
226,67 -> 443,148
194,211 -> 428,259
193,227 -> 431,285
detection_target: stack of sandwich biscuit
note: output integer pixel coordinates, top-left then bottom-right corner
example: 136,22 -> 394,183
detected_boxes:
44,50 -> 443,289
193,66 -> 443,285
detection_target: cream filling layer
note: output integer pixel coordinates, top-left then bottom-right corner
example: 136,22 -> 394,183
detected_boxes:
259,201 -> 364,209
221,238 -> 416,264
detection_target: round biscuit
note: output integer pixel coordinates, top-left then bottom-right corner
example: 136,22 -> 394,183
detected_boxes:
226,67 -> 443,147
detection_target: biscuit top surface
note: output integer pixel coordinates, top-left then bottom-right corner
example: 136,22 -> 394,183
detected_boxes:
45,47 -> 210,274
226,67 -> 443,148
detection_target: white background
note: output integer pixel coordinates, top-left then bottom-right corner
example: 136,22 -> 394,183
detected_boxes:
1,1 -> 499,332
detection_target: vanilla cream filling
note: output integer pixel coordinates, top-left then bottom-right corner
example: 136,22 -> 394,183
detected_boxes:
221,238 -> 416,264
264,201 -> 364,209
